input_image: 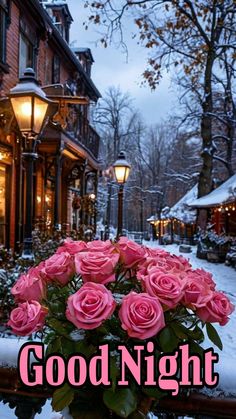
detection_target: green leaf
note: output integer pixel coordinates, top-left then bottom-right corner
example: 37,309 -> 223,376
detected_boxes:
170,322 -> 188,339
103,388 -> 137,418
189,341 -> 204,360
46,336 -> 62,356
52,384 -> 74,412
142,387 -> 167,399
110,357 -> 119,392
206,323 -> 223,350
158,327 -> 179,351
189,325 -> 205,343
74,341 -> 96,358
47,318 -> 70,336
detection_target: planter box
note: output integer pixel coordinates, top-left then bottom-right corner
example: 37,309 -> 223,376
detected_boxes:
207,251 -> 220,263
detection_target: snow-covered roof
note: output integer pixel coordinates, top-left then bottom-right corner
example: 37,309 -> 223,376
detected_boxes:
147,185 -> 198,224
147,215 -> 157,223
189,174 -> 236,208
42,0 -> 73,23
71,47 -> 94,63
42,0 -> 67,5
168,184 -> 197,223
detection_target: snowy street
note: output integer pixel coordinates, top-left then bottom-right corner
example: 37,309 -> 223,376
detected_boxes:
0,242 -> 236,418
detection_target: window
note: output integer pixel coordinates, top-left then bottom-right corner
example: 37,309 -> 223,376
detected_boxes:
52,55 -> 60,84
0,0 -> 9,67
19,32 -> 34,77
53,13 -> 64,38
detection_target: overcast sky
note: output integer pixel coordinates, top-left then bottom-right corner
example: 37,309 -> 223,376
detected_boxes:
67,0 -> 177,125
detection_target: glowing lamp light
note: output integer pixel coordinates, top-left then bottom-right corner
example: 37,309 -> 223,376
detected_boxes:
113,151 -> 131,185
9,68 -> 53,135
89,193 -> 96,201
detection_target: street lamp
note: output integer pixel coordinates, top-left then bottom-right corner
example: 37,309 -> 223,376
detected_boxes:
113,151 -> 131,238
10,68 -> 54,258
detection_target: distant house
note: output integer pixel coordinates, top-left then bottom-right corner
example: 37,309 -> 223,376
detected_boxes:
147,185 -> 198,244
189,174 -> 236,236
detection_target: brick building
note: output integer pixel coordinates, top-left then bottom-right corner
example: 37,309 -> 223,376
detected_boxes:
0,0 -> 101,249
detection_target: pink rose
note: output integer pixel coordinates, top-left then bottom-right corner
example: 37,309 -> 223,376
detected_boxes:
11,267 -> 46,302
41,251 -> 74,286
144,247 -> 169,258
155,254 -> 191,276
191,268 -> 216,290
56,238 -> 88,255
137,257 -> 160,280
196,291 -> 235,326
168,254 -> 191,272
181,271 -> 213,308
119,292 -> 165,339
75,251 -> 119,284
86,240 -> 115,253
66,282 -> 116,330
7,301 -> 48,336
117,237 -> 146,268
138,253 -> 191,282
142,268 -> 183,309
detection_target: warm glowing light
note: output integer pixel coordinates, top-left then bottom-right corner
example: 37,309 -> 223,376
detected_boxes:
89,193 -> 96,201
45,195 -> 50,203
37,196 -> 41,204
114,166 -> 130,184
232,207 -> 235,211
225,207 -> 229,211
113,152 -> 131,185
9,69 -> 52,135
21,102 -> 32,117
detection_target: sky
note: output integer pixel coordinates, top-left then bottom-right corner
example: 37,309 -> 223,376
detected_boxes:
67,0 -> 177,125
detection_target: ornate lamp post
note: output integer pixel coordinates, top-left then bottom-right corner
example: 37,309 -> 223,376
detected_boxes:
113,151 -> 131,239
10,68 -> 54,258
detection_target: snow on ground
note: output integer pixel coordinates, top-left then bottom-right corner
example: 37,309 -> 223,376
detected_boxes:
0,242 -> 236,417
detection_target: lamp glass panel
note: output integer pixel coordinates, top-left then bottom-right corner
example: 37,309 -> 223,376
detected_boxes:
114,166 -> 126,184
33,97 -> 48,134
124,167 -> 130,182
10,96 -> 33,132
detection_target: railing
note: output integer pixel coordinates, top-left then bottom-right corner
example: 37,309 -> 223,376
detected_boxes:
78,123 -> 100,160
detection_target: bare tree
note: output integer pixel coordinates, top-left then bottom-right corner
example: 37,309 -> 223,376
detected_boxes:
94,86 -> 140,236
85,0 -> 236,227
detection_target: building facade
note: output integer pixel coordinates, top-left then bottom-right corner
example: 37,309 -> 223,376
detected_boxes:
0,0 -> 101,249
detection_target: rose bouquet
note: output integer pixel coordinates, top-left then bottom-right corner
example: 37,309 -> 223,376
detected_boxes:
8,238 -> 234,418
